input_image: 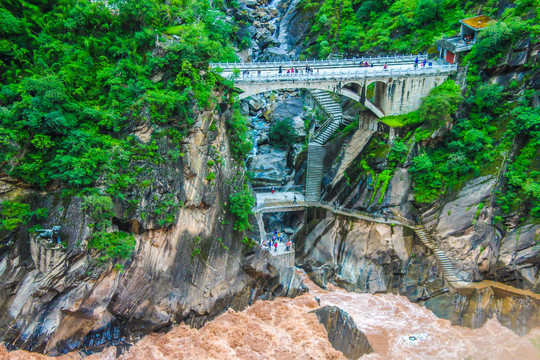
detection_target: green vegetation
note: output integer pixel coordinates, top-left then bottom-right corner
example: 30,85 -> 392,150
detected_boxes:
241,236 -> 257,249
0,0 -> 252,260
227,106 -> 253,162
0,0 -> 242,192
381,114 -> 408,128
228,185 -> 255,232
88,231 -> 136,264
153,194 -> 181,227
341,119 -> 359,136
0,201 -> 47,235
299,0 -> 539,57
269,119 -> 298,149
82,192 -> 115,230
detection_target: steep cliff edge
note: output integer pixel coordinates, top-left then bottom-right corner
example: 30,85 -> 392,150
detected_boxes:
0,96 -> 306,355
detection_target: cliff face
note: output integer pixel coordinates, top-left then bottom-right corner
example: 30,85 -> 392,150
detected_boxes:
294,208 -> 539,335
0,97 -> 306,355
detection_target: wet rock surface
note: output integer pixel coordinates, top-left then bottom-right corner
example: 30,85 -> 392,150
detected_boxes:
244,91 -> 311,187
295,210 -> 540,335
311,305 -> 373,359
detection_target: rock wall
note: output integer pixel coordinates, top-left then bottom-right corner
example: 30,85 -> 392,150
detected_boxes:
294,208 -> 539,334
0,98 -> 306,355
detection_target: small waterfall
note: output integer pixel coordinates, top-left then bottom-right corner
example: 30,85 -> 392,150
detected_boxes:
275,0 -> 302,52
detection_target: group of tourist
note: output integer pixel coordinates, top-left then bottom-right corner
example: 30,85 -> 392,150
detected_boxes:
278,65 -> 318,75
264,229 -> 294,253
463,34 -> 473,42
414,57 -> 429,68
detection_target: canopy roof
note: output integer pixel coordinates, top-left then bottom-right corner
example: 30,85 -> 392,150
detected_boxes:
460,15 -> 493,31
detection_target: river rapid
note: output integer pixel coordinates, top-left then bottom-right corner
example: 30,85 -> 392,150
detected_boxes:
2,268 -> 538,360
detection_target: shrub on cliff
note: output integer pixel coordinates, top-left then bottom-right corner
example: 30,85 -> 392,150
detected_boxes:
227,107 -> 253,162
89,231 -> 136,264
418,80 -> 463,130
229,186 -> 255,232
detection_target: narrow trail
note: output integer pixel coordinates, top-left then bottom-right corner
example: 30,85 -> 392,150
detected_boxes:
255,194 -> 540,302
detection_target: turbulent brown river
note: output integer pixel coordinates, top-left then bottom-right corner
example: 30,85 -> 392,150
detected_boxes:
2,269 -> 539,360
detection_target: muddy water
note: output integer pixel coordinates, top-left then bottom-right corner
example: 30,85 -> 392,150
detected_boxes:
2,270 -> 539,360
298,270 -> 540,360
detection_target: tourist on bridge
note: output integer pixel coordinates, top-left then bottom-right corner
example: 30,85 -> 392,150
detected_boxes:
286,240 -> 292,251
279,65 -> 282,74
414,57 -> 419,68
384,63 -> 388,70
271,186 -> 275,194
422,58 -> 427,67
293,195 -> 297,204
274,241 -> 278,252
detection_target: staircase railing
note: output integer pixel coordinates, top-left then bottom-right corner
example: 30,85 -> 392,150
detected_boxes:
313,114 -> 339,140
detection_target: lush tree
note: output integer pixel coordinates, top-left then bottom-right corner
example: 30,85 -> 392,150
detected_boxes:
229,186 -> 255,232
269,119 -> 298,149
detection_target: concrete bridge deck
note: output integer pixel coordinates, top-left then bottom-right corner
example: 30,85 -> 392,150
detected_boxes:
218,63 -> 456,84
213,57 -> 457,116
211,54 -> 428,71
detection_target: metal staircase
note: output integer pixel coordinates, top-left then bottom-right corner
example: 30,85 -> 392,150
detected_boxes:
412,224 -> 462,284
309,89 -> 345,145
392,212 -> 464,286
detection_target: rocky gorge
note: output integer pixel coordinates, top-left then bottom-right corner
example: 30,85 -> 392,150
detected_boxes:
0,0 -> 539,358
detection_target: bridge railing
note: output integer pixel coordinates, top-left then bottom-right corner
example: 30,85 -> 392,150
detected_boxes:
210,54 -> 429,70
223,64 -> 457,83
253,185 -> 304,193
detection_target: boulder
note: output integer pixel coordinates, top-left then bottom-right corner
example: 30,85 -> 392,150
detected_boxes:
311,306 -> 374,359
259,47 -> 289,62
248,98 -> 265,112
273,97 -> 304,122
239,0 -> 258,7
497,224 -> 540,291
291,115 -> 306,138
246,145 -> 289,185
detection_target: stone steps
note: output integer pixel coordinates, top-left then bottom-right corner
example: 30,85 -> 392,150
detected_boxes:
309,89 -> 343,147
306,143 -> 325,201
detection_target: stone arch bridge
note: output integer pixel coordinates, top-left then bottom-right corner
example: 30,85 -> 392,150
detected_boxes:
211,57 -> 457,203
210,56 -> 457,117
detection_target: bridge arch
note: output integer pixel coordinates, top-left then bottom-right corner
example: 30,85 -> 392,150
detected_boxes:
237,82 -> 386,118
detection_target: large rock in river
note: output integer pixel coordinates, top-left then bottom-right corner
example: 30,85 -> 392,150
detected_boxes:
311,305 -> 374,359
